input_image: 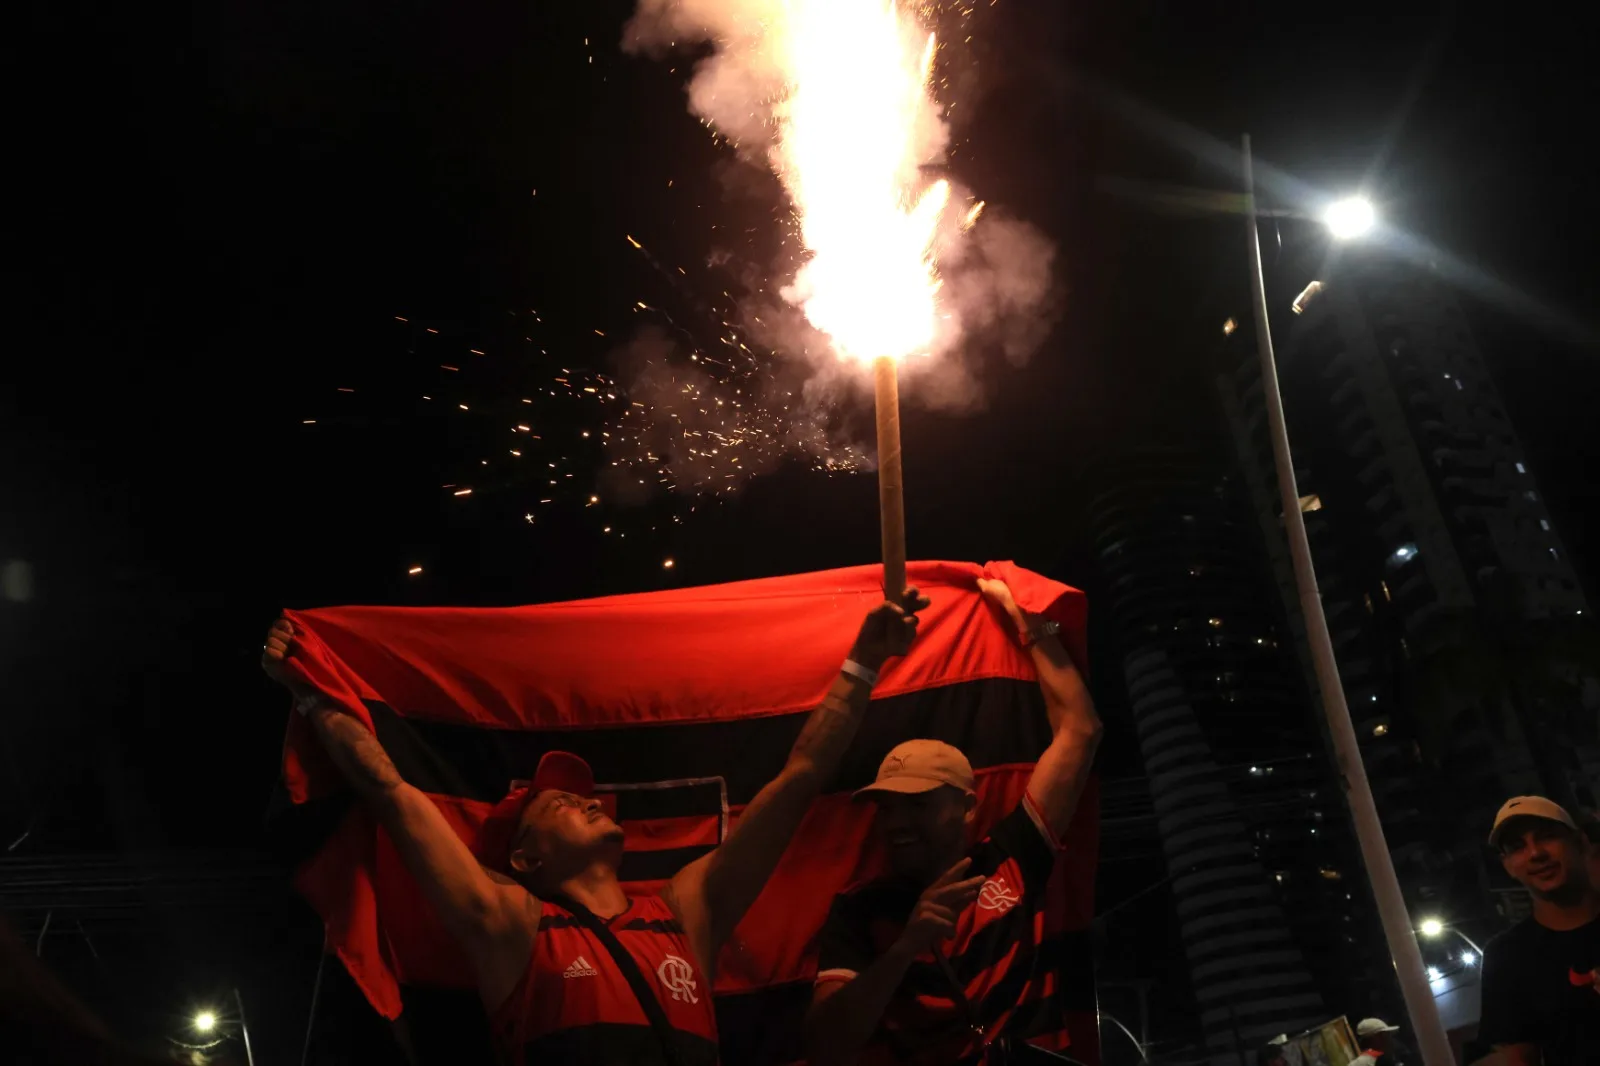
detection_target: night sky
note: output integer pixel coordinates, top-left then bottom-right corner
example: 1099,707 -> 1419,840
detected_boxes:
7,0 -> 1598,1058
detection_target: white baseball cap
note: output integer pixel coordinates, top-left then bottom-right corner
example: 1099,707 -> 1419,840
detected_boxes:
1488,796 -> 1577,847
1356,1018 -> 1399,1036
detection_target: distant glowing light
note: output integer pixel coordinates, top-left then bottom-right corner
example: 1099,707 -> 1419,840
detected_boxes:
1222,317 -> 1237,335
663,558 -> 675,569
407,566 -> 423,575
1461,951 -> 1477,966
1324,196 -> 1376,240
194,1011 -> 217,1033
1419,918 -> 1445,938
1427,966 -> 1442,982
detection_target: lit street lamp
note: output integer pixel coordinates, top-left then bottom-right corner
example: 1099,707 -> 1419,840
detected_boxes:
187,990 -> 255,1066
1241,133 -> 1452,1066
1324,195 -> 1377,240
1418,915 -> 1486,955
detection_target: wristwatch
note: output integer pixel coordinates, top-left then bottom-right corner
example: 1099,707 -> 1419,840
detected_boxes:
1019,619 -> 1061,648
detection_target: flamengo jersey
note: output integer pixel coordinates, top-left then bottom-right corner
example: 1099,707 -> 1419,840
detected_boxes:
815,794 -> 1066,1066
489,893 -> 719,1065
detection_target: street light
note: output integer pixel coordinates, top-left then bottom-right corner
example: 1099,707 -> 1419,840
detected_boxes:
1418,916 -> 1485,954
1324,195 -> 1376,240
1241,134 -> 1452,1066
186,992 -> 254,1066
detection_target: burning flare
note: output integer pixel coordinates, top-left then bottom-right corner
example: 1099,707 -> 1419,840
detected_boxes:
772,1 -> 951,364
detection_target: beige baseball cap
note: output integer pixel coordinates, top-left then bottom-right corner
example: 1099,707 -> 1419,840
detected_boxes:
854,739 -> 975,798
1489,795 -> 1577,846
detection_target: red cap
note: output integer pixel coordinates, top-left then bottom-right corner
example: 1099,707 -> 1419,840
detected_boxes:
478,752 -> 602,869
529,750 -> 595,799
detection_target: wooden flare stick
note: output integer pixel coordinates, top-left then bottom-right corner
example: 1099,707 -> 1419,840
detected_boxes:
873,355 -> 907,600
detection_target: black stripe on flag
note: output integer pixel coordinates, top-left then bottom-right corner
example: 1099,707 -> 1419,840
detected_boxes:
368,676 -> 1050,809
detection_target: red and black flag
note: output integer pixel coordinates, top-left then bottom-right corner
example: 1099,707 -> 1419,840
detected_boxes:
275,560 -> 1099,1065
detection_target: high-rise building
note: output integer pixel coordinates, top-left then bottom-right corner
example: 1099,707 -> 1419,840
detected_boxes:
1219,250 -> 1600,1021
1088,443 -> 1392,1064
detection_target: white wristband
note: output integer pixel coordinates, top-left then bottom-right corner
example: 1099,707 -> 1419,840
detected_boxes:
840,659 -> 879,687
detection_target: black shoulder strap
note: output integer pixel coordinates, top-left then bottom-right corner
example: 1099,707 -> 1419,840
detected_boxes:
549,894 -> 686,1066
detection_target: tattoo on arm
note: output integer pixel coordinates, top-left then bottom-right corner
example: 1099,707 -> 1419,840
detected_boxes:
311,707 -> 403,799
790,676 -> 873,773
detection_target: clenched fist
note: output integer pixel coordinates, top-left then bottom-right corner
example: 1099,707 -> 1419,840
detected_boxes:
850,587 -> 933,670
260,616 -> 313,697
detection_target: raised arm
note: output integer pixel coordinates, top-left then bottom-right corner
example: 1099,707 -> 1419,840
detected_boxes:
978,579 -> 1102,837
262,618 -> 536,1001
666,590 -> 931,961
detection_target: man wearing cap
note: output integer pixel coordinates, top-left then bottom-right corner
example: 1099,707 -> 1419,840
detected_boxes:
262,588 -> 931,1066
1346,1017 -> 1413,1066
1478,795 -> 1600,1066
805,578 -> 1102,1066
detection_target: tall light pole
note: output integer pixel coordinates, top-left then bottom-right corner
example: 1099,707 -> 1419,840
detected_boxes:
1241,134 -> 1454,1066
234,987 -> 256,1066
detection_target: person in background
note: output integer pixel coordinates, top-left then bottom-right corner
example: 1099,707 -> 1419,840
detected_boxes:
1477,796 -> 1600,1066
1580,810 -> 1600,893
803,577 -> 1101,1066
1346,1017 -> 1414,1066
263,589 -> 930,1066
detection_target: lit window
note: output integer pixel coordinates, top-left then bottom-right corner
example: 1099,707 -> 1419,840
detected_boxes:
1515,462 -> 1526,474
1382,581 -> 1392,602
1320,867 -> 1342,881
1299,494 -> 1323,513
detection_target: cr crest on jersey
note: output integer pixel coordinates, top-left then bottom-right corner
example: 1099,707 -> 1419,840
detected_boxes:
657,954 -> 699,1003
978,876 -> 1020,913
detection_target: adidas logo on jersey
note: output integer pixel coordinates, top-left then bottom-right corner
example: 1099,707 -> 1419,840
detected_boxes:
563,956 -> 599,979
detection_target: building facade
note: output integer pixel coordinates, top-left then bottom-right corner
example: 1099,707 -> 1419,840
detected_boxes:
1219,250 -> 1600,1006
1088,444 -> 1392,1064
